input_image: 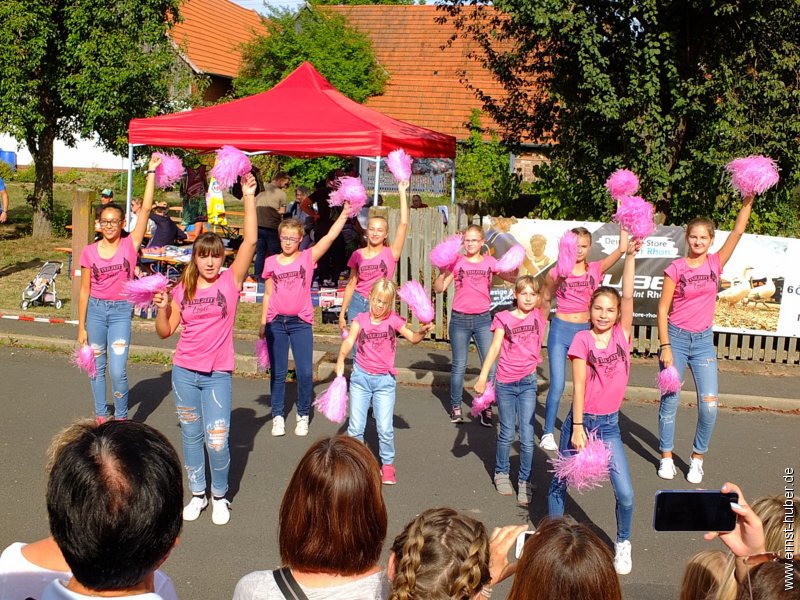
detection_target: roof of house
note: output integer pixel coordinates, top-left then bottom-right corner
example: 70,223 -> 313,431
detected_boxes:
169,0 -> 265,78
325,5 -> 509,140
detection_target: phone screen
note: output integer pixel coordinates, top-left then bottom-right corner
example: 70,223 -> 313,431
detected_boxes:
653,490 -> 739,532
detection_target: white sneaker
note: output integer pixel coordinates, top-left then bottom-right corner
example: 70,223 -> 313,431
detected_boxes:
295,415 -> 309,436
211,498 -> 231,525
539,433 -> 558,451
182,496 -> 208,521
687,457 -> 704,484
272,416 -> 285,437
658,457 -> 677,480
614,540 -> 632,575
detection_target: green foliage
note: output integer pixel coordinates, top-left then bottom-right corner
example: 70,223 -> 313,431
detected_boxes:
55,169 -> 81,185
0,161 -> 12,182
13,167 -> 36,184
441,0 -> 800,236
234,7 -> 387,104
283,156 -> 349,189
0,0 -> 183,235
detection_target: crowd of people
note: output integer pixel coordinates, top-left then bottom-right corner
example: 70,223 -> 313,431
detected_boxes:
2,156 -> 794,598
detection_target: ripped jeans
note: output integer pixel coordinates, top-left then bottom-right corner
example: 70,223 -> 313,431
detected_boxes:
172,365 -> 232,497
658,323 -> 719,455
86,297 -> 132,419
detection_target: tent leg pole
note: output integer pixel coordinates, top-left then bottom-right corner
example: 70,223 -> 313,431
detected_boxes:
451,168 -> 456,205
125,145 -> 134,224
373,156 -> 381,206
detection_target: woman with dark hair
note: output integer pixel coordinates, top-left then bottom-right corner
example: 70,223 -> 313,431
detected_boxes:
153,173 -> 258,527
508,517 -> 622,600
233,436 -> 389,599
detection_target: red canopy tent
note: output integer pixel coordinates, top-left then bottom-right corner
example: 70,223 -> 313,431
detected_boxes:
128,62 -> 456,158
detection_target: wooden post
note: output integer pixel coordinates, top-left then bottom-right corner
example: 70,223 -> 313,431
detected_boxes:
70,189 -> 95,320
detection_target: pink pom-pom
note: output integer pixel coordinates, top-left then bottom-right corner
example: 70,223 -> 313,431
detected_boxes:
72,345 -> 97,378
556,231 -> 578,278
429,233 -> 463,270
328,176 -> 368,217
386,149 -> 412,182
656,365 -> 682,396
549,430 -> 611,493
210,145 -> 252,190
725,155 -> 780,197
256,338 -> 270,371
493,244 -> 526,273
153,152 -> 184,189
471,381 -> 495,417
314,376 -> 349,424
124,273 -> 168,308
397,280 -> 434,324
613,195 -> 655,240
605,169 -> 639,200
341,329 -> 349,340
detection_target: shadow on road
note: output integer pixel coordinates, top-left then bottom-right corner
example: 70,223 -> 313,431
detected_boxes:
129,370 -> 172,423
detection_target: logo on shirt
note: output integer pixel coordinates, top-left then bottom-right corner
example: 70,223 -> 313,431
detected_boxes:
561,273 -> 596,291
359,259 -> 389,280
677,268 -> 717,295
181,289 -> 228,319
455,266 -> 491,289
356,323 -> 397,356
91,258 -> 132,283
272,264 -> 307,290
587,343 -> 628,379
504,320 -> 541,347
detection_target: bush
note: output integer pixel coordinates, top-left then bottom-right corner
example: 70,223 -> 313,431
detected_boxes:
55,168 -> 81,184
0,161 -> 13,181
13,166 -> 36,183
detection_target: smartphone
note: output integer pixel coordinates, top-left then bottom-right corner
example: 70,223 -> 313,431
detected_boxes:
653,490 -> 739,532
515,530 -> 535,559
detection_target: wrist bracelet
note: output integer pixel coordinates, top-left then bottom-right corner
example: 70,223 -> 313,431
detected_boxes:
146,169 -> 156,174
480,585 -> 493,598
573,422 -> 583,426
660,343 -> 671,348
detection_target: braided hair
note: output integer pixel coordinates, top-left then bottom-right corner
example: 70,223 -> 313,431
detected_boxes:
390,507 -> 490,600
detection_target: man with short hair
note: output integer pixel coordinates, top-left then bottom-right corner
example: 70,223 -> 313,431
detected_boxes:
148,202 -> 187,248
42,420 -> 183,599
254,171 -> 289,280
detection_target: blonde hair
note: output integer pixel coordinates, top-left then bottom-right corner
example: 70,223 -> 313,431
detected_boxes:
180,232 -> 225,301
514,275 -> 542,295
463,225 -> 484,240
278,218 -> 304,237
680,550 -> 728,600
390,507 -> 490,600
753,495 -> 798,558
369,278 -> 396,320
367,215 -> 389,246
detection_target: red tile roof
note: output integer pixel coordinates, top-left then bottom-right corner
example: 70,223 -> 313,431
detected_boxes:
169,0 -> 265,78
325,5 -> 509,140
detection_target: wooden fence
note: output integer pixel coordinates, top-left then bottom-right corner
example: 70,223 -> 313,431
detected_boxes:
378,205 -> 800,365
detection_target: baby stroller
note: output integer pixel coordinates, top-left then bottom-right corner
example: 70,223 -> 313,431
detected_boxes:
21,261 -> 63,310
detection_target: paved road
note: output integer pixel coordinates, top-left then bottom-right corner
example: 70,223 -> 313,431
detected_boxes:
1,347 -> 797,599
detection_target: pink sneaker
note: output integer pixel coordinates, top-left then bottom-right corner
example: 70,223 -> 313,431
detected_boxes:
381,464 -> 396,485
96,416 -> 109,425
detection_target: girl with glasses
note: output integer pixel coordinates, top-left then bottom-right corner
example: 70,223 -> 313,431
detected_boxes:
260,206 -> 351,437
77,154 -> 159,423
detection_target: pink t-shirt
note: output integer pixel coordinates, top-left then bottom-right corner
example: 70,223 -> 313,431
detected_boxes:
451,254 -> 497,314
551,261 -> 603,314
262,249 -> 315,324
348,246 -> 396,297
491,308 -> 547,384
568,324 -> 630,415
172,268 -> 239,372
79,236 -> 137,301
354,311 -> 406,375
665,253 -> 720,332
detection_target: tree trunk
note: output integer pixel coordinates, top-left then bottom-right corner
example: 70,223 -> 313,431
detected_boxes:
29,128 -> 56,239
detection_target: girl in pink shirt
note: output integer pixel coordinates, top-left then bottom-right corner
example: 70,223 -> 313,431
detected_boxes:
77,154 -> 159,422
540,226 -> 626,453
433,225 -> 517,426
339,180 -> 408,332
336,279 -> 432,485
656,195 -> 754,484
260,206 -> 351,438
547,240 -> 640,576
153,173 -> 258,526
474,275 -> 549,505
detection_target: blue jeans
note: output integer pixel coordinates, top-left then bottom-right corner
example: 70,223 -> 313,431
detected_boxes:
85,297 -> 132,419
543,317 -> 591,435
266,315 -> 313,419
346,291 -> 369,323
495,374 -> 537,482
347,364 -> 397,465
547,410 -> 634,543
658,323 -> 719,455
254,227 -> 280,280
172,365 -> 232,497
449,310 -> 495,409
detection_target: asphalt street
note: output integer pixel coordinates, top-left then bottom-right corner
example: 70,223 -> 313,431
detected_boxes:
1,347 -> 797,599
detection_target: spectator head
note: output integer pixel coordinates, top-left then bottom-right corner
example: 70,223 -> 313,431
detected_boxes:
507,517 -> 622,600
752,495 -> 799,558
736,560 -> 800,600
295,186 -> 311,201
154,201 -> 169,216
130,197 -> 142,214
411,194 -> 423,208
389,507 -> 490,600
46,420 -> 182,593
272,171 -> 290,189
279,436 -> 387,576
100,189 -> 114,204
377,194 -> 384,206
679,550 -> 728,600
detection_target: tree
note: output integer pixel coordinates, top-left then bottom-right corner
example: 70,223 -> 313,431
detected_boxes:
311,0 -> 413,5
439,1 -> 800,236
0,0 -> 182,237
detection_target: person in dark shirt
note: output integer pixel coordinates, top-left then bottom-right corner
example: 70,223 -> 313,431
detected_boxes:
148,202 -> 187,248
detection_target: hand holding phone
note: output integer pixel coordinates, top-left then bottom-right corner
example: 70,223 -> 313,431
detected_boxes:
653,490 -> 739,532
515,530 -> 535,559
